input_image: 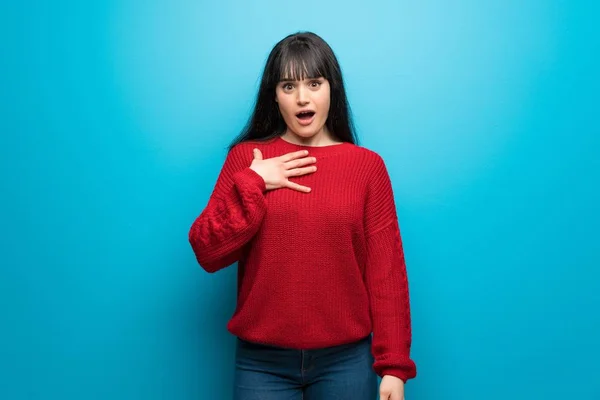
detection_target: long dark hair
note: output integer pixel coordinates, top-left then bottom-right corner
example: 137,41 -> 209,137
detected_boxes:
228,31 -> 358,150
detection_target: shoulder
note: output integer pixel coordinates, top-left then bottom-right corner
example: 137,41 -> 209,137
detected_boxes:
225,139 -> 272,166
229,137 -> 279,156
346,143 -> 388,173
229,140 -> 257,156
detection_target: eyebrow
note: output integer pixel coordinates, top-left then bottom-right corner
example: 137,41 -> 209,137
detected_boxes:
279,77 -> 324,83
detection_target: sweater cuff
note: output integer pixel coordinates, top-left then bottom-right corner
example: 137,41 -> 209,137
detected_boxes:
379,367 -> 411,383
374,354 -> 417,383
232,167 -> 267,193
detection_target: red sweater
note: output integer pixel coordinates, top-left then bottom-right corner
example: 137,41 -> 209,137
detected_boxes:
189,135 -> 417,382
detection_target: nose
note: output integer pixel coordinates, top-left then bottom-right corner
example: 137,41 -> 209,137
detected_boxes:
296,85 -> 309,105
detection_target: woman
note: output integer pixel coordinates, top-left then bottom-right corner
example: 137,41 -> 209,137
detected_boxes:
189,31 -> 417,400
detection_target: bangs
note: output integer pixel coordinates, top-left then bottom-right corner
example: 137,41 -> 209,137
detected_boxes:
276,44 -> 327,82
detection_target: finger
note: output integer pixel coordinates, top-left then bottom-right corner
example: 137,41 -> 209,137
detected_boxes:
279,150 -> 309,162
284,180 -> 311,193
284,156 -> 317,170
284,165 -> 317,178
253,148 -> 263,160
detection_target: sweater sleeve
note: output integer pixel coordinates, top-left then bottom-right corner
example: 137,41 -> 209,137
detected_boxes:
363,154 -> 417,383
188,144 -> 268,273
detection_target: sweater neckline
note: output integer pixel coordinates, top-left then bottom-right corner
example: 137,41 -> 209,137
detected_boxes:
274,135 -> 352,156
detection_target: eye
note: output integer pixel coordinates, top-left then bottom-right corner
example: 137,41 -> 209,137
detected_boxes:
282,83 -> 294,91
310,80 -> 321,88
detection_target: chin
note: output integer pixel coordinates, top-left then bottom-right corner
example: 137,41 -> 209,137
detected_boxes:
296,131 -> 319,138
294,125 -> 325,138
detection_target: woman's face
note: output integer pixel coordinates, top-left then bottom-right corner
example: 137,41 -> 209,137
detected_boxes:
275,76 -> 331,139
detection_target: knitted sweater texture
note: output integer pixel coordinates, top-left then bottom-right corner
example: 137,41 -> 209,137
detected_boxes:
188,135 -> 417,382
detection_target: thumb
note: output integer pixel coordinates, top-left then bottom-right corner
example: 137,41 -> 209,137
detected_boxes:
253,148 -> 263,160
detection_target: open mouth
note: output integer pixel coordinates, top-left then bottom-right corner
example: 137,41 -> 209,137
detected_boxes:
296,111 -> 316,121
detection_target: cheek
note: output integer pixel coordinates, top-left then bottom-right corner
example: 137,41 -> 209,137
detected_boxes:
277,99 -> 294,116
317,96 -> 331,116
315,88 -> 331,110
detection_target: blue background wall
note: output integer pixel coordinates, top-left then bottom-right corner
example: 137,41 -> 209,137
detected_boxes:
2,0 -> 598,399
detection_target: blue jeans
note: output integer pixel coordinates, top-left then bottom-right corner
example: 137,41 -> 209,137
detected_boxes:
233,334 -> 377,400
